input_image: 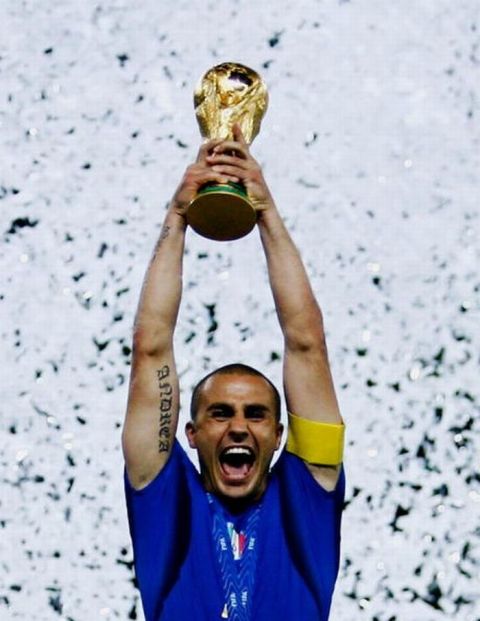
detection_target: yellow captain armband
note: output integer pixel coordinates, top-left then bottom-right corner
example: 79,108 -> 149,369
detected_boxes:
286,412 -> 345,466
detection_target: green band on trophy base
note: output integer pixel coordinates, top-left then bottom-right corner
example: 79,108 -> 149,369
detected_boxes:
187,182 -> 256,242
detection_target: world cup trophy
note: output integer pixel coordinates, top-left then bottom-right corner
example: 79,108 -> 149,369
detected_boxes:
186,62 -> 269,241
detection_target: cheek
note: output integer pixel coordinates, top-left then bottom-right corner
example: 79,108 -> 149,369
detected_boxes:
195,431 -> 220,456
258,431 -> 279,454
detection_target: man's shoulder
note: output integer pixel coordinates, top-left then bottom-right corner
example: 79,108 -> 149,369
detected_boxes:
124,439 -> 197,495
272,449 -> 346,499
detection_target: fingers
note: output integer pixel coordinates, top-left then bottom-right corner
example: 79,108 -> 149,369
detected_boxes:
206,152 -> 249,169
196,138 -> 225,163
209,171 -> 239,184
191,127 -> 253,185
212,140 -> 250,160
193,166 -> 239,185
210,164 -> 243,180
197,125 -> 251,162
193,168 -> 239,185
232,122 -> 248,146
205,133 -> 260,184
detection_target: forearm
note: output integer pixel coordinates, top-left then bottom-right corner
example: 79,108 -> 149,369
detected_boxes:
203,126 -> 324,348
133,207 -> 186,354
257,204 -> 324,350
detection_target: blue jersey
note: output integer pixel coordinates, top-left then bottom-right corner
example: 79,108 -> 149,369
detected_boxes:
125,440 -> 345,621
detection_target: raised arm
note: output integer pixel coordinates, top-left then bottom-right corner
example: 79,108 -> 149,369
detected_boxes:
122,139 -> 238,489
256,199 -> 344,487
206,126 -> 343,489
256,207 -> 342,425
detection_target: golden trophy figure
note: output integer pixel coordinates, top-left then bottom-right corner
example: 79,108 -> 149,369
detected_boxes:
186,62 -> 269,241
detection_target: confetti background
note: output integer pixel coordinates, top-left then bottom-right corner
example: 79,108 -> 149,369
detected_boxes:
1,1 -> 479,620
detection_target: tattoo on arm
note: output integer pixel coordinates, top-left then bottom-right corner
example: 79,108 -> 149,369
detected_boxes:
151,225 -> 171,261
157,365 -> 173,453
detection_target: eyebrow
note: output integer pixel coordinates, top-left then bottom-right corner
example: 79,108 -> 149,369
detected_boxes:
205,403 -> 271,414
206,403 -> 235,414
245,404 -> 270,414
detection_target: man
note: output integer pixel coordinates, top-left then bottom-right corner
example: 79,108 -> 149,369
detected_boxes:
122,125 -> 345,621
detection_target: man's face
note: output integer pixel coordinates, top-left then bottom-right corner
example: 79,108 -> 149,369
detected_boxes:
186,373 -> 283,504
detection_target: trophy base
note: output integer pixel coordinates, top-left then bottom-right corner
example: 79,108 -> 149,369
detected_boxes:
187,183 -> 257,241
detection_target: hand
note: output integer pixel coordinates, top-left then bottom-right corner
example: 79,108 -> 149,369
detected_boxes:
170,138 -> 241,218
205,124 -> 275,214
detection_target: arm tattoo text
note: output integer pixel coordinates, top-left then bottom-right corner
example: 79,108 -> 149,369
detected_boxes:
157,365 -> 173,453
151,225 -> 171,262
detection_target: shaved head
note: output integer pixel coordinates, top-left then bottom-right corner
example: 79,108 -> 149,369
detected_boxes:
190,363 -> 281,421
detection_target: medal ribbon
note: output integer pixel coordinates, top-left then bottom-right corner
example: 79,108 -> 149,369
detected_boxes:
207,493 -> 262,621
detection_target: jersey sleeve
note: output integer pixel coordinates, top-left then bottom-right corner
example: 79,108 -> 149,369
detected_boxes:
124,440 -> 191,621
273,450 -> 345,619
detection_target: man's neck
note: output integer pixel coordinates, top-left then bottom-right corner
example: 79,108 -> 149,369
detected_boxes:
213,488 -> 267,516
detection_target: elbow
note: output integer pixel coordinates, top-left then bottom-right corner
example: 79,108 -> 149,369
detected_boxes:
284,317 -> 327,354
132,323 -> 172,357
285,336 -> 328,357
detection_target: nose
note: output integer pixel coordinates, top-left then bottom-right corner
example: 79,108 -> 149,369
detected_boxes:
227,415 -> 249,442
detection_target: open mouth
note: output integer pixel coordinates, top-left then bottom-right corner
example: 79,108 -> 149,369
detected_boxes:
219,446 -> 255,482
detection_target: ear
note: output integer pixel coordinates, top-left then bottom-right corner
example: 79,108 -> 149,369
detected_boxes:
185,421 -> 197,449
274,423 -> 284,451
